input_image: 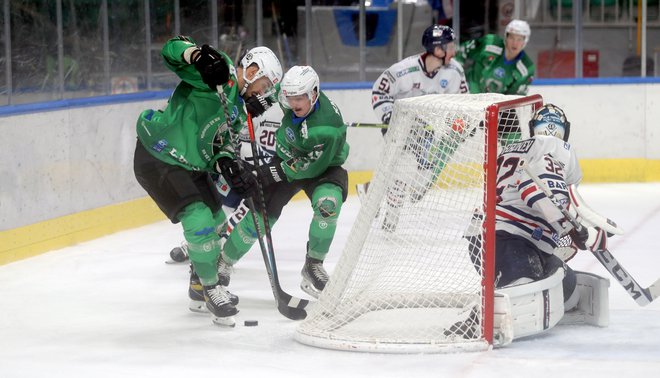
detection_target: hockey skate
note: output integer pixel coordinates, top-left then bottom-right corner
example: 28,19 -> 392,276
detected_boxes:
444,306 -> 480,340
217,254 -> 233,287
189,267 -> 238,313
300,254 -> 329,299
203,283 -> 239,327
381,207 -> 400,233
355,182 -> 370,203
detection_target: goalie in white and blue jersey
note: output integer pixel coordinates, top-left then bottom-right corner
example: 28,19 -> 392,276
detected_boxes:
458,104 -> 613,340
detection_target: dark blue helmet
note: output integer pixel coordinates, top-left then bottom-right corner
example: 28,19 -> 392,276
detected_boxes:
422,25 -> 456,53
528,104 -> 571,141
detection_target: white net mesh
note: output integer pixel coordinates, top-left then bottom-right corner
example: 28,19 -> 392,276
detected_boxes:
295,94 -> 540,353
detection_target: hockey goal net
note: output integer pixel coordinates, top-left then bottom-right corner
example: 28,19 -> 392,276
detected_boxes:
295,93 -> 544,353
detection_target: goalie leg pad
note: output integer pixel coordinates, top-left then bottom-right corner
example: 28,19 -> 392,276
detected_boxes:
495,267 -> 565,340
559,271 -> 610,327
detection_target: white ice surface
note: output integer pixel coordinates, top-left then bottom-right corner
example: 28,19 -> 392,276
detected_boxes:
1,183 -> 659,378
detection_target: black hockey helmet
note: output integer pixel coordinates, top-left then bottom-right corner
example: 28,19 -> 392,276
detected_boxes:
422,24 -> 456,54
528,104 -> 571,141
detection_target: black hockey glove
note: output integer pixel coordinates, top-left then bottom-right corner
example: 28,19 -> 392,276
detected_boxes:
255,160 -> 286,187
193,45 -> 230,90
381,112 -> 392,136
245,94 -> 272,117
215,158 -> 257,198
569,225 -> 589,251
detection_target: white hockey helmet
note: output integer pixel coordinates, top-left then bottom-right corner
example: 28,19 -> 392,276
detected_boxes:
505,19 -> 531,48
528,104 -> 571,141
278,65 -> 320,115
239,46 -> 283,96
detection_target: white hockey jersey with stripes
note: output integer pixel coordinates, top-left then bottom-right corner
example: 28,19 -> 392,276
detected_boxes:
495,135 -> 582,254
372,53 -> 468,124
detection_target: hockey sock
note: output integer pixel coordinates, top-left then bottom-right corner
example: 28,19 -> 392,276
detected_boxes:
223,210 -> 279,263
179,202 -> 222,286
307,183 -> 344,260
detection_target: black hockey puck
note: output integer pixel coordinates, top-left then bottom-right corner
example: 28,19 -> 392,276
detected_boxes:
244,320 -> 258,327
169,246 -> 189,262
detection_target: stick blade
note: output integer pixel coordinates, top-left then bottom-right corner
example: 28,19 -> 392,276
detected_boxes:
276,290 -> 310,320
278,303 -> 307,320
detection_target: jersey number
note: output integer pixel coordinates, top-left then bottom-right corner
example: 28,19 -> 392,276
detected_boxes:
377,77 -> 390,93
495,156 -> 520,199
543,156 -> 564,177
259,129 -> 276,148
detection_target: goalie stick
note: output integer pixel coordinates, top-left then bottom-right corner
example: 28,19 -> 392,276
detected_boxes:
521,161 -> 660,306
217,89 -> 308,320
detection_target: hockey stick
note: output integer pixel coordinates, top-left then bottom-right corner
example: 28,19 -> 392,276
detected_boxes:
217,89 -> 308,320
521,161 -> 660,306
344,121 -> 387,128
245,113 -> 309,319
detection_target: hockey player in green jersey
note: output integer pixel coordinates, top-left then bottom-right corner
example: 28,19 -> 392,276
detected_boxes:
456,19 -> 535,95
133,35 -> 282,326
218,65 -> 349,300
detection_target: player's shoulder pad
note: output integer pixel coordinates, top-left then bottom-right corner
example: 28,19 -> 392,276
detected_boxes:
481,34 -> 505,55
533,135 -> 572,151
389,55 -> 423,79
446,59 -> 466,75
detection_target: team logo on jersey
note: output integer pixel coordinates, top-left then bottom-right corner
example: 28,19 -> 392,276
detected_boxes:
152,139 -> 168,152
285,127 -> 296,142
230,106 -> 239,122
440,79 -> 448,88
413,82 -> 421,89
494,67 -> 505,79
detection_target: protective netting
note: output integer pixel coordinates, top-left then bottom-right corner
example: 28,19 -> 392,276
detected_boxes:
295,94 -> 540,353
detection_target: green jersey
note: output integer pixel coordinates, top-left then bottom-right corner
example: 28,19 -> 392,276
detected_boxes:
136,36 -> 246,172
275,91 -> 349,181
455,34 -> 535,95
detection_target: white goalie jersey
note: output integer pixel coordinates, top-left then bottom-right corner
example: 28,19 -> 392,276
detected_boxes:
372,53 -> 469,124
495,135 -> 582,254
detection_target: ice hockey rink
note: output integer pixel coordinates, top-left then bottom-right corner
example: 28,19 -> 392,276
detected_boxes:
1,183 -> 659,378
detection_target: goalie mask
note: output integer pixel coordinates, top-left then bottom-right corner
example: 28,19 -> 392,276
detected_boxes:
529,104 -> 571,141
278,65 -> 320,117
239,46 -> 283,97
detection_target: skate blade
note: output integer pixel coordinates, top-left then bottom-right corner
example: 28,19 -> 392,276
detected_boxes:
189,300 -> 209,314
165,259 -> 187,265
212,315 -> 236,327
300,281 -> 321,299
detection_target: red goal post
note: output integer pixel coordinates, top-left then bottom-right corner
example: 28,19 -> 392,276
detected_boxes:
296,94 -> 544,353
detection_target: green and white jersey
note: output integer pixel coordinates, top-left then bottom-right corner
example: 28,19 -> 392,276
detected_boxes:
136,36 -> 247,172
456,34 -> 535,95
275,91 -> 349,181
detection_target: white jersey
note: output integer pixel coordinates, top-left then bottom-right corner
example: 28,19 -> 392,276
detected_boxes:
372,53 -> 469,123
495,135 -> 582,254
238,105 -> 283,166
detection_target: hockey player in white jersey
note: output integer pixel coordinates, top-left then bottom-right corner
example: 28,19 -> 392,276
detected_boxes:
371,24 -> 468,128
457,104 -> 611,340
358,24 -> 469,230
